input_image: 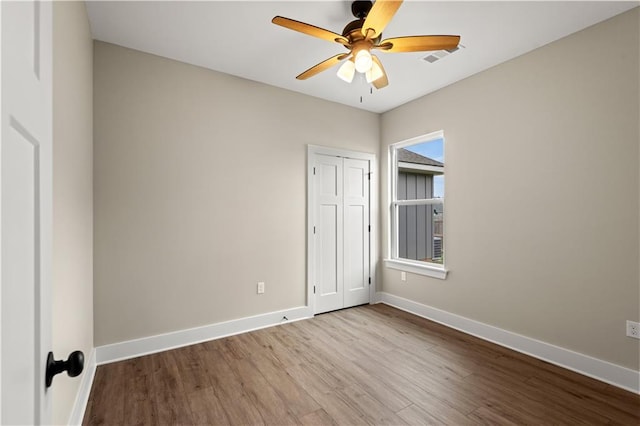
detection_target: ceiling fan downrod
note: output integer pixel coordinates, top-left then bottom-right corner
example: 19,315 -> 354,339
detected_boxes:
351,1 -> 373,19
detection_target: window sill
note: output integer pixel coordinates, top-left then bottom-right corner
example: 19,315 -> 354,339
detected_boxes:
384,258 -> 448,280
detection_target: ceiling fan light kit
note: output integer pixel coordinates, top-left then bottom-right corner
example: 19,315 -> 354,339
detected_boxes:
354,49 -> 373,73
365,61 -> 384,83
337,60 -> 356,83
272,0 -> 460,90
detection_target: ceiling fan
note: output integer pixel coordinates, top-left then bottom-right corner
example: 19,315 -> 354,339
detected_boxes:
272,0 -> 460,89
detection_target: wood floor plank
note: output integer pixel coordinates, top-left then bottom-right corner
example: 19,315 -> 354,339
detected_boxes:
320,311 -> 400,354
425,340 -> 497,373
463,372 -> 602,424
187,386 -> 231,425
298,408 -> 338,426
84,305 -> 640,425
219,333 -> 255,360
396,345 -> 475,379
370,349 -> 481,414
342,364 -> 412,413
221,354 -> 299,424
346,307 -> 440,357
149,351 -> 194,425
83,361 -> 126,425
248,327 -> 300,368
286,364 -> 368,425
500,352 -> 640,418
356,355 -> 440,413
307,390 -> 370,425
249,352 -> 321,418
297,336 -> 413,413
466,405 -> 520,426
292,315 -> 413,410
335,383 -> 409,425
473,358 -> 629,424
396,403 -> 476,426
197,344 -> 266,425
288,322 -> 368,389
123,370 -> 157,426
409,390 -> 481,425
172,343 -> 210,394
525,375 -> 639,424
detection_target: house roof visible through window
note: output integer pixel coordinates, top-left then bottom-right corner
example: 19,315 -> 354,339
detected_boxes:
397,148 -> 443,167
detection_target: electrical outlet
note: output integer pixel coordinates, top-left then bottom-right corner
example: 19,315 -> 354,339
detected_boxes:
626,320 -> 640,339
401,271 -> 406,282
257,282 -> 265,294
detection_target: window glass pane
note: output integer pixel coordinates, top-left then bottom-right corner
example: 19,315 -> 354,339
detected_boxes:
394,137 -> 444,266
397,139 -> 444,199
434,175 -> 444,198
397,202 -> 444,264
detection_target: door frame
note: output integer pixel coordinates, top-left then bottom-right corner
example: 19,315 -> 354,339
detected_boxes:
307,145 -> 377,315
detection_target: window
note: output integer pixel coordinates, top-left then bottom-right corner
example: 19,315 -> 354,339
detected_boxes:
386,131 -> 447,279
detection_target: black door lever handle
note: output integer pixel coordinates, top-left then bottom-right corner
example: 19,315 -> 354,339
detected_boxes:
45,350 -> 84,388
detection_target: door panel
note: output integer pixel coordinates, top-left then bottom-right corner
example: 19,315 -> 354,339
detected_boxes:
343,159 -> 369,308
346,165 -> 364,198
314,155 -> 343,314
345,205 -> 364,291
320,163 -> 338,196
2,125 -> 38,425
319,205 -> 338,295
1,1 -> 53,423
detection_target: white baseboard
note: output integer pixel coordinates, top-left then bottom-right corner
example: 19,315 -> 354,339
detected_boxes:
68,348 -> 96,426
377,291 -> 640,394
96,306 -> 313,365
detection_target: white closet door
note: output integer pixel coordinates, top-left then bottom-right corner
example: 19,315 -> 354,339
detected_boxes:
343,158 -> 370,308
314,154 -> 344,314
313,153 -> 370,314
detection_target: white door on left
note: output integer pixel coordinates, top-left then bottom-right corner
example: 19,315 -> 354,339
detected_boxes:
1,1 -> 53,424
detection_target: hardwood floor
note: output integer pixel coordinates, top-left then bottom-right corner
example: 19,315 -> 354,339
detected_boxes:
83,304 -> 640,425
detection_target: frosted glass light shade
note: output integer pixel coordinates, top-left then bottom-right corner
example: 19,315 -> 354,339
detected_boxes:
354,49 -> 373,73
365,61 -> 384,83
337,60 -> 356,83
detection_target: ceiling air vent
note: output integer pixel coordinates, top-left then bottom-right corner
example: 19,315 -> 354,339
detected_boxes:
423,44 -> 465,63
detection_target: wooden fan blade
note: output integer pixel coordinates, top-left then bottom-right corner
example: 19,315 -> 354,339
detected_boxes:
296,54 -> 349,80
361,0 -> 403,39
378,35 -> 460,53
272,16 -> 349,45
371,55 -> 388,89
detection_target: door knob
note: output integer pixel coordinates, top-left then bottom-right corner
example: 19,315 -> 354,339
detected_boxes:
45,350 -> 84,388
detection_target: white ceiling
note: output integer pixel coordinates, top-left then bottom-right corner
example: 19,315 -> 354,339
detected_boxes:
86,1 -> 637,113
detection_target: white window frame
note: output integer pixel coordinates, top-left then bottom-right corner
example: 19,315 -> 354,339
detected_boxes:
385,130 -> 448,279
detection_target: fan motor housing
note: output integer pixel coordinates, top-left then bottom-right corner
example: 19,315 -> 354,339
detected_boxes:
343,1 -> 381,44
342,19 -> 382,44
342,19 -> 364,39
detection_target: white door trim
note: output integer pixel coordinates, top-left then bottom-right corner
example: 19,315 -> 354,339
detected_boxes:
307,145 -> 377,315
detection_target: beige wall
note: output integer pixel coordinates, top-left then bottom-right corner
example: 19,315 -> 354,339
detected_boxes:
380,9 -> 639,369
52,1 -> 94,424
93,42 -> 379,346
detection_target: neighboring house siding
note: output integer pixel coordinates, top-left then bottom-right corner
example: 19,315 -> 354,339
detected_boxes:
398,172 -> 434,260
